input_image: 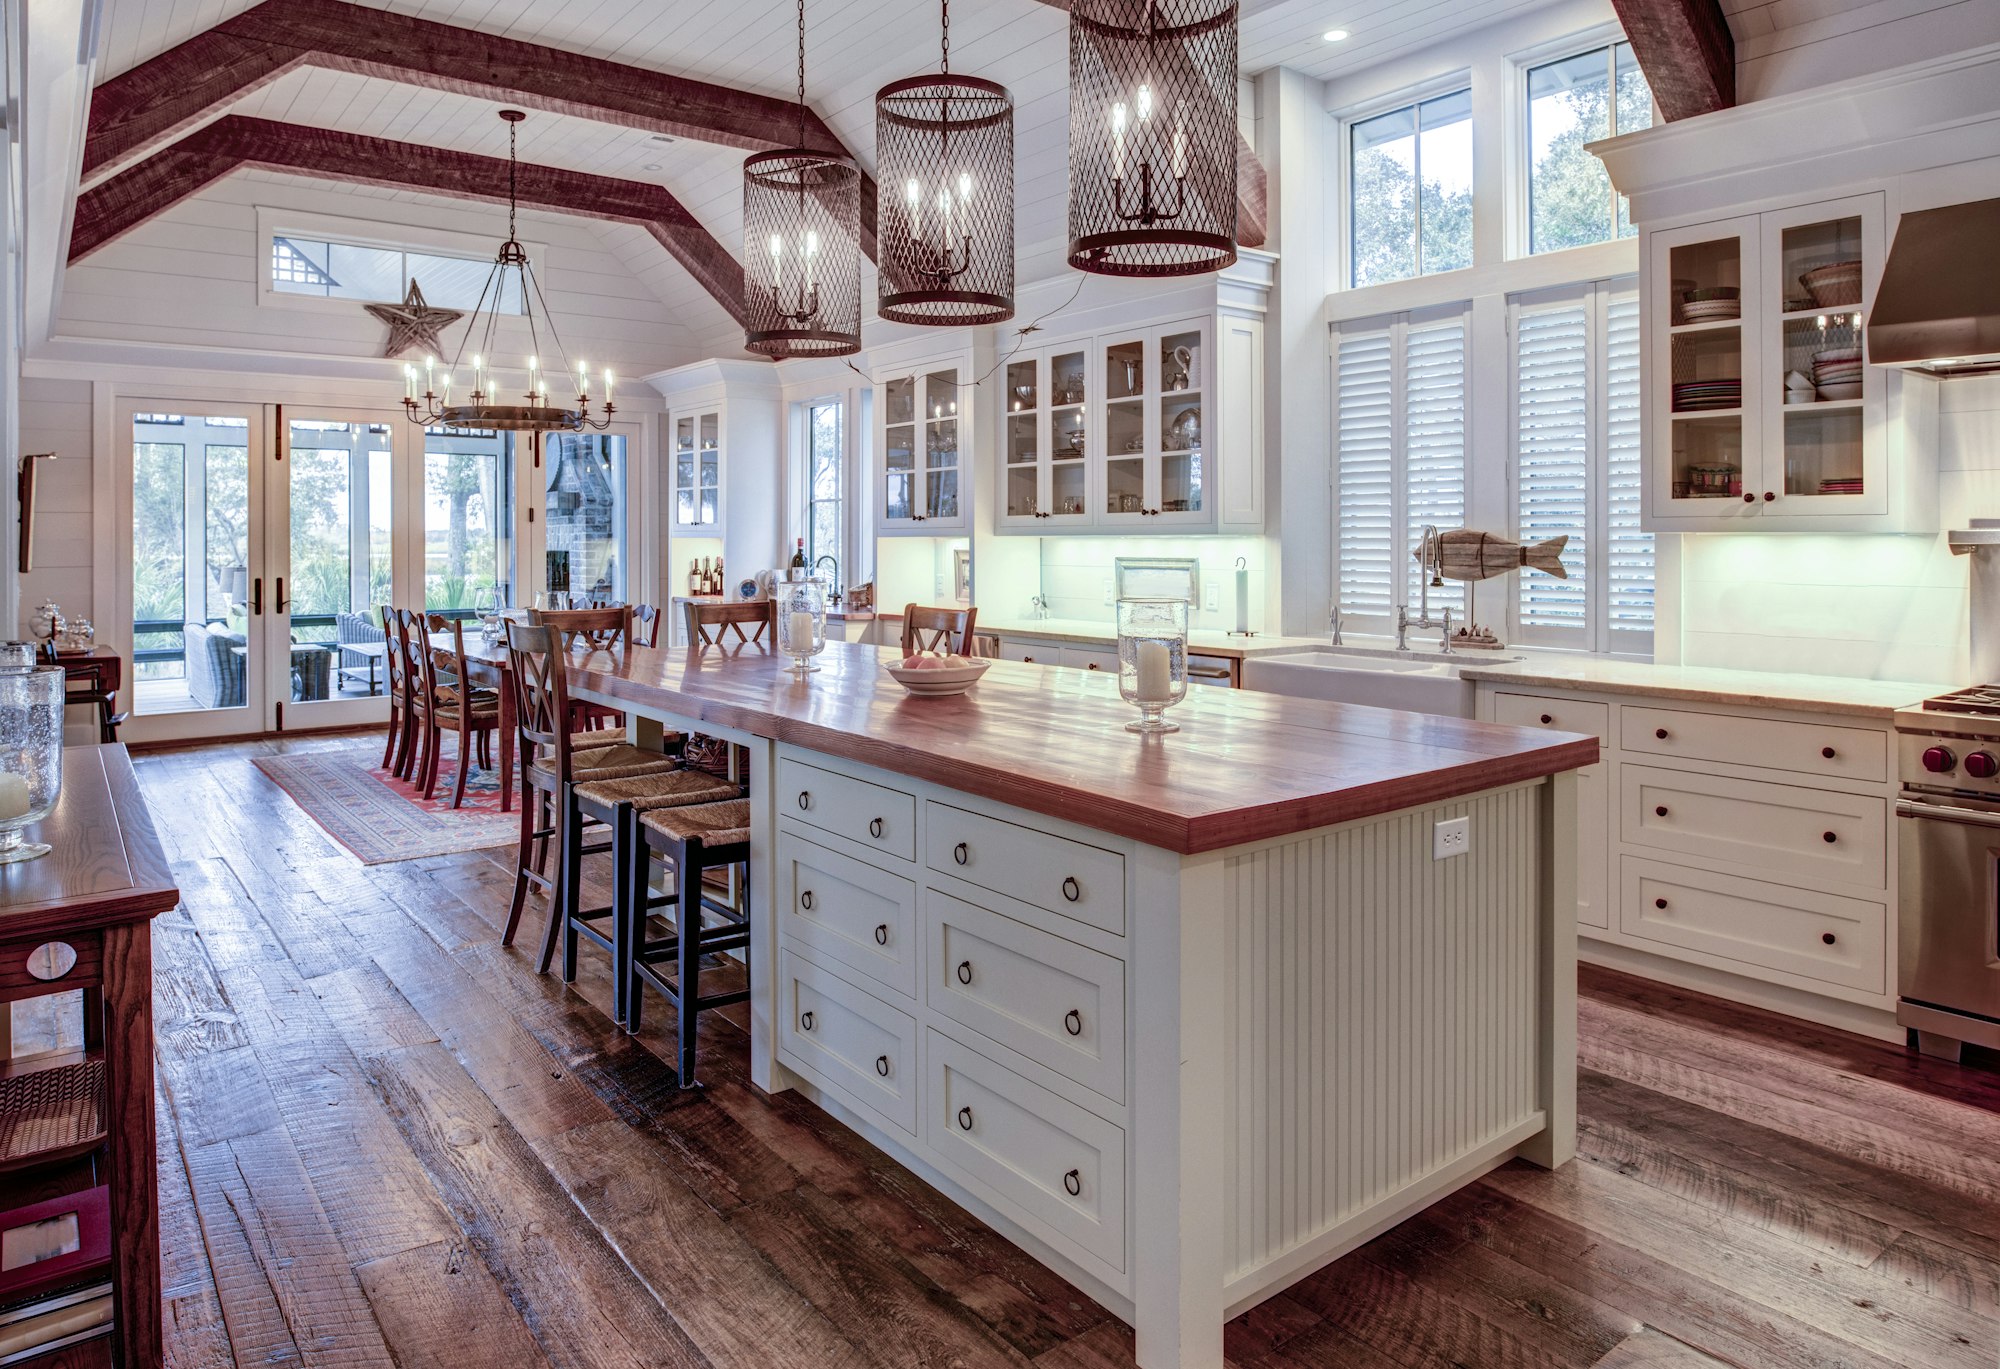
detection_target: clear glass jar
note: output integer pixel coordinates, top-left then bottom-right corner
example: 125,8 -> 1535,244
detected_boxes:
0,666 -> 65,862
1116,598 -> 1189,734
777,578 -> 828,676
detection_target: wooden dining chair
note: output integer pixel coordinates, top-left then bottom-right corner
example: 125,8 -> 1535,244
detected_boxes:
901,603 -> 978,656
419,614 -> 501,808
392,608 -> 432,780
633,603 -> 663,648
381,604 -> 414,776
535,604 -> 633,732
683,599 -> 777,648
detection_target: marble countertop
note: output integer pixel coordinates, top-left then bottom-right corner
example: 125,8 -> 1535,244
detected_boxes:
1457,656 -> 1948,718
980,617 -> 1331,660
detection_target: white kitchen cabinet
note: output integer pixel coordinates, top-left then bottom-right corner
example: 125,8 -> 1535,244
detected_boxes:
1641,191 -> 1936,533
1491,692 -> 1611,931
670,408 -> 722,530
877,363 -> 971,535
997,344 -> 1093,531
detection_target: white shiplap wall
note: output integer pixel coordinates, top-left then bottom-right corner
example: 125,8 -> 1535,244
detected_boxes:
18,379 -> 96,618
1727,0 -> 2000,101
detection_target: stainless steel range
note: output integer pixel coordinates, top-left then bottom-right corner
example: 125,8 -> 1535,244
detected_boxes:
1894,687 -> 2000,1058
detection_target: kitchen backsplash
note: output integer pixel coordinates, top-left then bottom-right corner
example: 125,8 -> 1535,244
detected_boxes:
1033,536 -> 1273,633
1675,374 -> 2000,684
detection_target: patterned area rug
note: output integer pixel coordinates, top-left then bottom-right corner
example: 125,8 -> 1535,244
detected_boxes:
254,744 -> 518,865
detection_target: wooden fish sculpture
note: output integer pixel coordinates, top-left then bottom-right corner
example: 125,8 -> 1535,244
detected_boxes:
1419,529 -> 1569,582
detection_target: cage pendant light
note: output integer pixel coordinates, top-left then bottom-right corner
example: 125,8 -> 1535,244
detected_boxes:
1066,0 -> 1239,278
876,1 -> 1015,325
743,0 -> 862,357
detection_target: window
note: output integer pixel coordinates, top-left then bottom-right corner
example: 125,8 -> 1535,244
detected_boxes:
1335,309 -> 1468,630
270,234 -> 524,313
804,400 -> 844,589
424,429 -> 517,611
544,434 -> 627,602
1526,42 -> 1652,254
1511,280 -> 1652,652
1348,89 -> 1474,288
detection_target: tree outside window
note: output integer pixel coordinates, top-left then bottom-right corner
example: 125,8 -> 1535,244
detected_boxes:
1527,42 -> 1653,255
1349,90 -> 1474,289
805,401 -> 843,593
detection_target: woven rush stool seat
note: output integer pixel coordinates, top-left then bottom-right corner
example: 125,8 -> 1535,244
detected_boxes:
528,743 -> 676,786
640,799 -> 752,846
573,768 -> 740,815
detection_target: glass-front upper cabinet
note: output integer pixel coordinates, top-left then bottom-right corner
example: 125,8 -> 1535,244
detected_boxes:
1653,215 -> 1758,521
672,408 -> 722,529
1099,321 -> 1210,529
997,346 -> 1091,531
879,364 -> 971,535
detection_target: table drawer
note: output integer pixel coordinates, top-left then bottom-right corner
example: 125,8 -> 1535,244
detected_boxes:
778,756 -> 916,862
927,892 -> 1125,1103
1620,766 -> 1885,889
778,832 -> 916,999
1492,691 -> 1610,743
926,1029 -> 1125,1272
0,931 -> 103,998
1620,856 -> 1886,994
1622,706 -> 1886,784
778,950 -> 918,1136
926,803 -> 1125,936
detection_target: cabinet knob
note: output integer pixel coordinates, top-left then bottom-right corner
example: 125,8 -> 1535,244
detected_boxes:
876,1054 -> 891,1077
1822,932 -> 1837,945
1743,493 -> 1756,504
874,923 -> 889,946
799,890 -> 815,911
1655,897 -> 1668,910
799,1010 -> 814,1031
1655,805 -> 1670,818
1655,728 -> 1670,740
1065,1008 -> 1083,1036
869,816 -> 885,839
1764,491 -> 1776,502
957,959 -> 973,985
953,841 -> 969,866
1062,875 -> 1081,903
797,791 -> 811,811
958,1106 -> 974,1131
1540,713 -> 1553,725
1822,746 -> 1837,759
1823,830 -> 1838,844
1063,1169 -> 1082,1197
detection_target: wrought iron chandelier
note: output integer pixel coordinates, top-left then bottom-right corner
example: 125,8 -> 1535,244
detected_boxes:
743,0 -> 862,357
875,0 -> 1014,325
400,111 -> 615,432
1066,0 -> 1239,278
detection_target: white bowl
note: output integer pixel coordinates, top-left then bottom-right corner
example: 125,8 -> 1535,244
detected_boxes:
885,657 -> 991,697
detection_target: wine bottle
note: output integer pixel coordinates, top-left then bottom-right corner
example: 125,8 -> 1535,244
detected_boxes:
790,538 -> 807,575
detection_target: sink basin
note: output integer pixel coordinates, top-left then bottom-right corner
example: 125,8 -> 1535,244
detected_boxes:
1241,648 -> 1517,718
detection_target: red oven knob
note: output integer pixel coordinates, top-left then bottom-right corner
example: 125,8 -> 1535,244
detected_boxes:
1967,751 -> 1999,780
1923,745 -> 1957,773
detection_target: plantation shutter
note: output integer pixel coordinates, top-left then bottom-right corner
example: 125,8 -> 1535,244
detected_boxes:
1604,291 -> 1654,648
1514,300 -> 1591,641
1403,319 -> 1467,618
1335,328 -> 1396,619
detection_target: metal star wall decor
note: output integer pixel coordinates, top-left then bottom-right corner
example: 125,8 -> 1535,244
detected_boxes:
366,281 -> 463,359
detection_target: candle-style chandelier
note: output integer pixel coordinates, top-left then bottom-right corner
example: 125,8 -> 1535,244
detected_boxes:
1066,0 -> 1239,278
743,0 -> 862,357
875,0 -> 1014,325
400,111 -> 615,432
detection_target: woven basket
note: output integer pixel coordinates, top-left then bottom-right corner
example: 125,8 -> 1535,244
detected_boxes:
1801,260 -> 1862,308
0,1057 -> 106,1168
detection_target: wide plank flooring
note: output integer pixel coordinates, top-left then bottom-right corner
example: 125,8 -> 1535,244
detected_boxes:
38,734 -> 2000,1367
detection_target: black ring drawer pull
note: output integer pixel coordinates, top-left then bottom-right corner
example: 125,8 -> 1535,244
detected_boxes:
800,890 -> 815,910
1655,805 -> 1669,818
1822,932 -> 1837,945
957,960 -> 973,985
876,1055 -> 890,1077
1061,876 -> 1081,903
1823,831 -> 1837,844
874,923 -> 889,946
1063,1169 -> 1081,1197
1655,728 -> 1669,740
869,817 -> 884,839
1655,897 -> 1668,910
1540,713 -> 1553,725
1822,746 -> 1837,759
797,791 -> 811,811
958,1106 -> 974,1131
954,841 -> 969,866
1065,1008 -> 1083,1036
799,1010 -> 814,1031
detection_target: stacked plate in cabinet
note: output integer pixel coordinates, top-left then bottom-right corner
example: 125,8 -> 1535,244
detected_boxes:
1812,347 -> 1862,401
1672,378 -> 1742,412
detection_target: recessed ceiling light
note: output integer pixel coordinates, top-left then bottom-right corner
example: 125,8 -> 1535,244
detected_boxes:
643,162 -> 663,171
1322,28 -> 1349,41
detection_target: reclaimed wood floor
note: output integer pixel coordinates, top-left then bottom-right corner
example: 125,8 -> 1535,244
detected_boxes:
67,735 -> 2000,1367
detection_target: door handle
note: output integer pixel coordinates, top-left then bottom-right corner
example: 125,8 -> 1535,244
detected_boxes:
275,576 -> 290,613
251,577 -> 264,615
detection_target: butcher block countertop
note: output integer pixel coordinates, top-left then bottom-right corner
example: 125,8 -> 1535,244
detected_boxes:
571,640 -> 1597,855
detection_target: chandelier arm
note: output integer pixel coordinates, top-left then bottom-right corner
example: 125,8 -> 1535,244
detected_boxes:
519,258 -> 580,388
444,258 -> 507,381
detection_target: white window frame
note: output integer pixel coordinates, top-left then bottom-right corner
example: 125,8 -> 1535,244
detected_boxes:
1507,276 -> 1652,656
803,395 -> 845,586
1334,70 -> 1473,296
254,207 -> 545,317
1509,24 -> 1654,261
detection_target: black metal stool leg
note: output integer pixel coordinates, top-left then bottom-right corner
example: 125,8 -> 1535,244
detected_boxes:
609,802 -> 633,1027
675,835 -> 702,1089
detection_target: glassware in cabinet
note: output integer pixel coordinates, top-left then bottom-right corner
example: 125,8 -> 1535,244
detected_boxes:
674,415 -> 698,525
1102,337 -> 1147,519
1003,357 -> 1039,521
1048,349 -> 1089,522
923,369 -> 961,523
1156,326 -> 1205,522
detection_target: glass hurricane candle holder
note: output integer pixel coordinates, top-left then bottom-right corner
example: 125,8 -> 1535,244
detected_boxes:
0,666 -> 65,862
777,578 -> 828,677
1116,597 -> 1189,734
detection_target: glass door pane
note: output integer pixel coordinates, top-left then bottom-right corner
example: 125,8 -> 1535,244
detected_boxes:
1158,327 -> 1204,518
425,427 -> 517,614
1004,357 -> 1039,520
884,375 -> 916,522
544,433 -> 628,601
130,411 -> 260,724
1103,338 -> 1146,517
674,416 -> 697,525
924,369 -> 960,522
282,417 -> 394,712
1664,233 -> 1746,504
1777,215 -> 1865,501
1050,349 -> 1089,522
698,413 -> 720,526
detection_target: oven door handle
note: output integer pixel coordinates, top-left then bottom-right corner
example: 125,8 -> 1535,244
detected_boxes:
1897,799 -> 2000,829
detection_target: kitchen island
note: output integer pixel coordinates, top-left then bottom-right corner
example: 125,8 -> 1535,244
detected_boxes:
569,640 -> 1595,1369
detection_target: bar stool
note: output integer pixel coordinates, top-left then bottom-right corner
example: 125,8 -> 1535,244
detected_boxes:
621,798 -> 753,1089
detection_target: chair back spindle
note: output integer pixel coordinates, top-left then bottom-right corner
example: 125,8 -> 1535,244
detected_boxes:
505,621 -> 580,782
534,605 -> 633,655
901,603 -> 978,657
683,600 -> 777,649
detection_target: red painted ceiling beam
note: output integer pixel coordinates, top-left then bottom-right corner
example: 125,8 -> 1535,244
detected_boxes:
1607,0 -> 1735,120
70,115 -> 750,329
84,0 -> 878,255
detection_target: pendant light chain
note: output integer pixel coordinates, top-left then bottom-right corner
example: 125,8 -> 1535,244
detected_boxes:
507,115 -> 519,243
795,0 -> 807,147
940,0 -> 949,75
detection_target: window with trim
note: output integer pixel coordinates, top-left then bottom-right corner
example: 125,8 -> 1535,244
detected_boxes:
1526,42 -> 1652,255
1348,89 -> 1474,288
1512,279 -> 1653,652
1334,308 -> 1468,632
270,234 -> 524,313
804,399 -> 844,590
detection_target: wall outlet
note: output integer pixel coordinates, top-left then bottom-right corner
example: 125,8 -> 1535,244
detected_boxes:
1204,582 -> 1220,611
1433,816 -> 1470,860
1102,578 -> 1115,606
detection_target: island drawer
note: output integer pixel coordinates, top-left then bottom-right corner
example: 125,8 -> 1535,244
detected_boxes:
926,892 -> 1126,1103
778,756 -> 917,862
778,832 -> 916,1000
1619,856 -> 1886,994
925,1029 -> 1125,1272
1492,692 -> 1609,742
1621,706 -> 1887,783
925,803 -> 1125,935
778,950 -> 918,1136
1620,765 -> 1886,890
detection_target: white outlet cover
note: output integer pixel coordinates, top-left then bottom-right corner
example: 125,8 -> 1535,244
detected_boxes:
1433,816 -> 1470,860
1204,583 -> 1220,611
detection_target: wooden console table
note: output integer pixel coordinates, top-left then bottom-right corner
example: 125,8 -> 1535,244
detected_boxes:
0,745 -> 178,1368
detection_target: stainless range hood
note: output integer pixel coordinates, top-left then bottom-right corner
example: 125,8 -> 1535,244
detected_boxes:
1868,197 -> 2000,377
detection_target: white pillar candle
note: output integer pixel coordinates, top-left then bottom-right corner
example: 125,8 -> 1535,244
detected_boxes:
0,772 -> 31,821
788,611 -> 816,652
1135,640 -> 1171,703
